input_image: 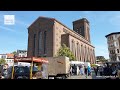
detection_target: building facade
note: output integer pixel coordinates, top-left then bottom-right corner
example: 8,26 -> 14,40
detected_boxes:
16,50 -> 27,57
106,32 -> 120,61
0,54 -> 7,59
27,17 -> 95,64
0,54 -> 14,66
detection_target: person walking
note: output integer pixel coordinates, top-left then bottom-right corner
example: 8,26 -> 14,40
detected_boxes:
1,64 -> 10,79
94,66 -> 98,76
87,66 -> 91,76
80,65 -> 84,75
70,65 -> 73,76
99,66 -> 103,76
84,66 -> 88,78
72,64 -> 77,75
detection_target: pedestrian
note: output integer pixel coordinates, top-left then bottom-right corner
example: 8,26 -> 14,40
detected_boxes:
72,64 -> 77,75
103,64 -> 107,76
94,66 -> 98,76
84,66 -> 87,76
1,64 -> 10,79
117,64 -> 120,79
80,65 -> 84,75
79,65 -> 82,75
70,65 -> 72,75
99,66 -> 103,76
74,65 -> 77,75
87,66 -> 91,76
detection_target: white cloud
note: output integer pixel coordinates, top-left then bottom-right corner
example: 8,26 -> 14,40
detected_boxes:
15,19 -> 30,27
0,12 -> 30,27
0,25 -> 27,34
0,26 -> 16,32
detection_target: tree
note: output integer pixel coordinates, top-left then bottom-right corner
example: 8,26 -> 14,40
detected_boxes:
12,51 -> 17,55
57,44 -> 76,61
96,56 -> 107,62
96,56 -> 105,60
0,58 -> 6,65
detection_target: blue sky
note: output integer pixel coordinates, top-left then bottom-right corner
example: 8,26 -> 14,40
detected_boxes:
0,11 -> 120,59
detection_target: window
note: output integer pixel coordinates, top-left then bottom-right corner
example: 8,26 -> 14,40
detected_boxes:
79,27 -> 82,35
77,43 -> 79,60
118,56 -> 120,60
71,40 -> 74,53
109,36 -> 110,40
113,50 -> 115,54
33,34 -> 36,56
2,55 -> 6,59
80,26 -> 85,37
117,49 -> 119,53
81,45 -> 83,55
116,42 -> 118,46
39,31 -> 42,55
44,31 -> 47,54
110,50 -> 111,54
114,42 -> 117,47
111,36 -> 113,40
76,28 -> 79,33
112,50 -> 114,54
118,38 -> 120,47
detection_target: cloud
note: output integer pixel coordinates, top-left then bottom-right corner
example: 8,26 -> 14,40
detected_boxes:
15,19 -> 30,27
0,12 -> 30,27
0,26 -> 16,32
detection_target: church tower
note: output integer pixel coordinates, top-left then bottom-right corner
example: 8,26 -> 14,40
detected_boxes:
73,18 -> 91,42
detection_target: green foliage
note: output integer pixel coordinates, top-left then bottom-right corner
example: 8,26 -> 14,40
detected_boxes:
57,44 -> 76,61
12,51 -> 17,55
91,64 -> 97,67
96,56 -> 107,62
0,58 -> 6,65
96,56 -> 105,60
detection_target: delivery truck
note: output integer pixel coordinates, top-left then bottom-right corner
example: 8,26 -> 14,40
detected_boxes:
44,56 -> 70,79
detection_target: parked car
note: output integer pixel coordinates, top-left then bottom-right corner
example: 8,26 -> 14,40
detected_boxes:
1,66 -> 42,79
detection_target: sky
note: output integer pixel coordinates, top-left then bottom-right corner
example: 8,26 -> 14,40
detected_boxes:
0,11 -> 120,59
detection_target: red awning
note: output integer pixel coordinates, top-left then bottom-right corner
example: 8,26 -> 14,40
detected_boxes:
14,57 -> 48,63
33,57 -> 48,63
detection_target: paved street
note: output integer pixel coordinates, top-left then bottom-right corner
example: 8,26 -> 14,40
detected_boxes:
67,70 -> 106,79
67,75 -> 92,79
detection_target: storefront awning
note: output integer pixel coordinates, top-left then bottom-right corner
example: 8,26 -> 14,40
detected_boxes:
14,57 -> 48,63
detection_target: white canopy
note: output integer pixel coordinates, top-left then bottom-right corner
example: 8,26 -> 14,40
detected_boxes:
70,61 -> 84,65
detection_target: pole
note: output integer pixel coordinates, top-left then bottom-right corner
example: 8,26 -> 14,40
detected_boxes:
11,58 -> 15,79
30,57 -> 33,79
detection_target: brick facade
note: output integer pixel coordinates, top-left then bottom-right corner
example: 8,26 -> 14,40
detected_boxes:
27,16 -> 95,64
